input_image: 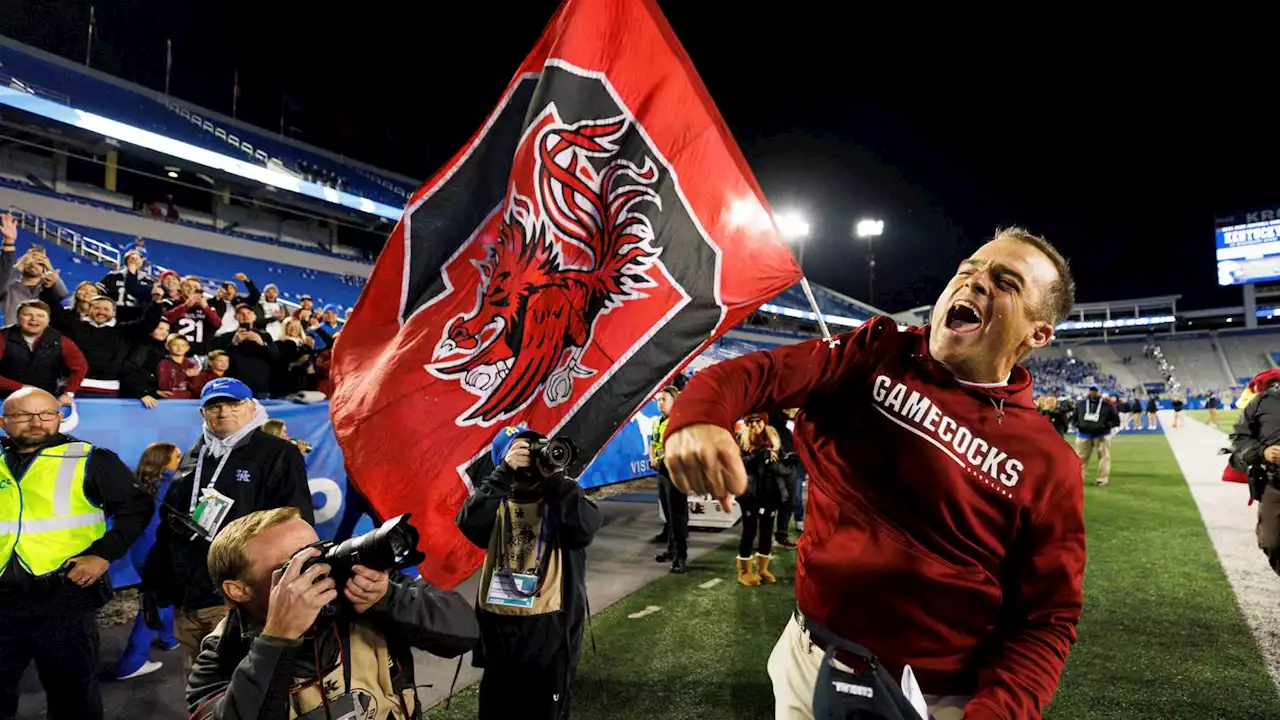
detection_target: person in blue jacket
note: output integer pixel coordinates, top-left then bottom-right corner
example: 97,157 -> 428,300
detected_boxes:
112,441 -> 182,680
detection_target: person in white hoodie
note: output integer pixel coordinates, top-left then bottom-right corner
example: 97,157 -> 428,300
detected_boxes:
144,377 -> 314,670
253,283 -> 288,340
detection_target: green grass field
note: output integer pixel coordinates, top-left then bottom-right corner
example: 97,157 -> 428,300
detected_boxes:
428,435 -> 1280,719
1187,408 -> 1241,430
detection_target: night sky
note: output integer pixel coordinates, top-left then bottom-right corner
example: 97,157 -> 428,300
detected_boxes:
2,0 -> 1275,313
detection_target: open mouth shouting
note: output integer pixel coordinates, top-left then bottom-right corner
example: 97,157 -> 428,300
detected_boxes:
944,298 -> 984,334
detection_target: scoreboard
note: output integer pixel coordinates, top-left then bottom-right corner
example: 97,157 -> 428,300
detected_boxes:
1216,218 -> 1280,286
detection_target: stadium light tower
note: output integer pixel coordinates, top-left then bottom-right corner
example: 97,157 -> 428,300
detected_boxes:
775,210 -> 812,270
855,218 -> 885,304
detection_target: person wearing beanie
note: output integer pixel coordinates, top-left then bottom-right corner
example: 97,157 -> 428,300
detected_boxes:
456,426 -> 601,719
254,283 -> 287,339
156,270 -> 183,308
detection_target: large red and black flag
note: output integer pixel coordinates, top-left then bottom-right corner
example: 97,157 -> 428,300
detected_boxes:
331,0 -> 802,589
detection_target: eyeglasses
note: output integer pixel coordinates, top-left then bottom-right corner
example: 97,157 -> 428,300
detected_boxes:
202,399 -> 249,415
6,411 -> 61,423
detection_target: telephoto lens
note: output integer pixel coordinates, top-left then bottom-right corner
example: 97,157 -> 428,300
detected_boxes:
292,514 -> 426,592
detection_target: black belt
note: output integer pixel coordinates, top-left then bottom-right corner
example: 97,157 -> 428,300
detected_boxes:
794,607 -> 877,670
795,607 -> 922,719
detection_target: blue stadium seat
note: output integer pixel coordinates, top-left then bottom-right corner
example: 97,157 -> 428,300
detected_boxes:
49,222 -> 362,310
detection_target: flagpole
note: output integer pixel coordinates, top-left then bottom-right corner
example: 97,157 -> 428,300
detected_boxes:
798,277 -> 834,343
164,39 -> 172,97
85,5 -> 94,66
232,69 -> 239,118
279,93 -> 285,137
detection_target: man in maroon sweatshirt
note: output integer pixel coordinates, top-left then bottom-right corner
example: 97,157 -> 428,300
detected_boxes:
665,228 -> 1085,720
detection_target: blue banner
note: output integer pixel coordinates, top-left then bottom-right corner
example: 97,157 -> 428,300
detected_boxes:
65,398 -> 657,587
578,400 -> 660,489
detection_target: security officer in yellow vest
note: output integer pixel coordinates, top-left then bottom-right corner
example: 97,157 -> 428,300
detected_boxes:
650,385 -> 688,574
0,386 -> 154,720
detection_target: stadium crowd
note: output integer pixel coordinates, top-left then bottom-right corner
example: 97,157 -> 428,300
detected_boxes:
1021,354 -> 1120,397
0,213 -> 346,407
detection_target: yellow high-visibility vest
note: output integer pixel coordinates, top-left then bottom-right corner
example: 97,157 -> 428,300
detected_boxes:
652,415 -> 669,463
0,442 -> 105,576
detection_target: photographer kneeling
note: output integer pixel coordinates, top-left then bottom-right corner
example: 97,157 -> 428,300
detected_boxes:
457,426 -> 602,720
186,508 -> 479,720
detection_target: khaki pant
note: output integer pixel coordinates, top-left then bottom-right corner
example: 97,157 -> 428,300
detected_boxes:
767,613 -> 968,720
175,605 -> 229,672
1258,484 -> 1280,576
1076,434 -> 1113,484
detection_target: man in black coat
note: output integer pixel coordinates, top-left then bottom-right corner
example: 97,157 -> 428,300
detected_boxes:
148,377 -> 313,671
214,305 -> 277,398
46,292 -> 164,398
118,317 -> 171,408
457,427 -> 601,720
1075,386 -> 1121,487
1230,373 -> 1280,575
208,273 -> 261,322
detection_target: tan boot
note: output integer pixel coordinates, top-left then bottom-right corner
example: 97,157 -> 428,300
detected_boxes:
755,553 -> 776,584
736,556 -> 760,587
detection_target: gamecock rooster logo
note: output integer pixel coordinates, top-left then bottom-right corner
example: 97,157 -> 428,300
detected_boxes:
427,114 -> 663,426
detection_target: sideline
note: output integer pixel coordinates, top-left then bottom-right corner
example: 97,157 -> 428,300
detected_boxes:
1157,410 -> 1280,690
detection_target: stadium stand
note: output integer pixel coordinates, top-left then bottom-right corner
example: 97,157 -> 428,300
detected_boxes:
1070,342 -> 1144,392
1023,349 -> 1122,397
1218,329 -> 1280,381
1,186 -> 369,273
0,174 -> 372,261
0,37 -> 415,211
1154,334 -> 1232,392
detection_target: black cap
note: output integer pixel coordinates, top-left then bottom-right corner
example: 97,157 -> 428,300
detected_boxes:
1089,386 -> 1099,392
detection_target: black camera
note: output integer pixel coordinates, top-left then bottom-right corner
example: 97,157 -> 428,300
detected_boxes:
527,437 -> 577,473
288,514 -> 426,592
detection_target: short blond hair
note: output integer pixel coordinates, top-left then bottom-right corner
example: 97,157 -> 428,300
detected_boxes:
207,507 -> 301,587
992,227 -> 1075,326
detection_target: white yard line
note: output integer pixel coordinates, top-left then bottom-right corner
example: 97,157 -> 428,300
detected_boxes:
1159,410 -> 1280,690
628,605 -> 662,619
698,578 -> 723,590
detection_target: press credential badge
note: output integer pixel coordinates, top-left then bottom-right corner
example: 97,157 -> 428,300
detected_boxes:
191,487 -> 236,539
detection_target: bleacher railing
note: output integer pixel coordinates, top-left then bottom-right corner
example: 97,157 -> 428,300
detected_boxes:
10,205 -> 347,326
11,206 -> 121,269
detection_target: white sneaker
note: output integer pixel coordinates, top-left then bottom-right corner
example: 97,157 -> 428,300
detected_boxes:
118,660 -> 163,680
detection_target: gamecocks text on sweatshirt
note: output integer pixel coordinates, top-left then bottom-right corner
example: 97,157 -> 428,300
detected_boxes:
871,374 -> 1023,488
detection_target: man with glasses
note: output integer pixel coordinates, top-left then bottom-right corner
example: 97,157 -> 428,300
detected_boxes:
0,386 -> 152,720
149,377 -> 314,671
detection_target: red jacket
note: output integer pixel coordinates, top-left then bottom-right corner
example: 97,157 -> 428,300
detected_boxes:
157,356 -> 199,399
667,318 -> 1084,719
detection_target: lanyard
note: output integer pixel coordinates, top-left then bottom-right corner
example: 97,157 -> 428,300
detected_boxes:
1083,398 -> 1102,422
188,443 -> 234,514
